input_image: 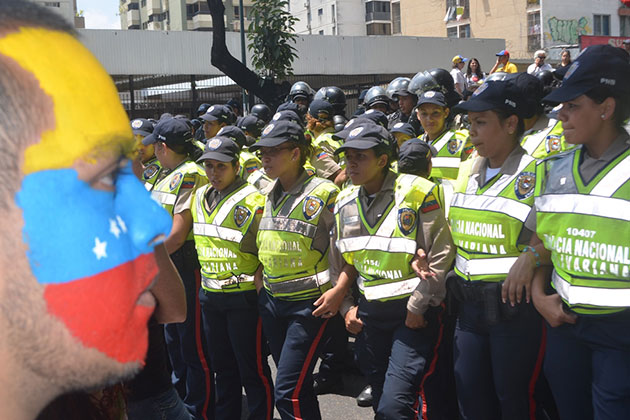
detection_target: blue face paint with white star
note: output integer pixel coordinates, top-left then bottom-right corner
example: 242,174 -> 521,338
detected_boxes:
17,161 -> 172,284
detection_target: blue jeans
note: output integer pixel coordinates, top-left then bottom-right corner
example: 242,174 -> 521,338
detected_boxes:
127,387 -> 192,420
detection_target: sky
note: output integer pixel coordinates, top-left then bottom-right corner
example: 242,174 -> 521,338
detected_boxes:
77,0 -> 121,29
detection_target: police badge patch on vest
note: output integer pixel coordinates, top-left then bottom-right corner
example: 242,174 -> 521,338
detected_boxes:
234,205 -> 251,227
303,196 -> 324,220
169,173 -> 183,191
143,163 -> 160,180
447,137 -> 461,155
514,172 -> 535,200
398,208 -> 417,235
545,135 -> 562,153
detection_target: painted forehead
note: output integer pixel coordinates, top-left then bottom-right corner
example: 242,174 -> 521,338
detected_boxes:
0,27 -> 132,175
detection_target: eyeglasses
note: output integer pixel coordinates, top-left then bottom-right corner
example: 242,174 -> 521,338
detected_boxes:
257,146 -> 296,157
538,56 -> 546,59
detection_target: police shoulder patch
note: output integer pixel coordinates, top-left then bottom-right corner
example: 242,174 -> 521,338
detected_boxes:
545,135 -> 562,153
514,171 -> 535,200
234,205 -> 251,228
447,137 -> 462,154
420,190 -> 440,213
303,196 -> 324,220
169,172 -> 183,191
398,208 -> 417,235
143,163 -> 160,180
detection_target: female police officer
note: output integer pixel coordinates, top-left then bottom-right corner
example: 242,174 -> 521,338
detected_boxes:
449,79 -> 545,420
145,118 -> 214,420
506,44 -> 630,420
249,120 -> 341,419
332,122 -> 454,419
191,137 -> 274,420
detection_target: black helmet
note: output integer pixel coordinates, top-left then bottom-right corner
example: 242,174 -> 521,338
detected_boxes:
289,81 -> 314,102
364,86 -> 390,109
197,103 -> 211,116
333,115 -> 348,132
536,69 -> 555,92
427,68 -> 455,93
314,86 -> 347,115
484,72 -> 513,83
250,104 -> 272,123
358,89 -> 369,105
386,77 -> 414,99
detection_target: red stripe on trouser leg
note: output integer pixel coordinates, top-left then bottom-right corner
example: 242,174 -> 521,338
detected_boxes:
528,321 -> 546,420
256,317 -> 274,420
194,269 -> 213,420
416,304 -> 445,420
291,319 -> 329,420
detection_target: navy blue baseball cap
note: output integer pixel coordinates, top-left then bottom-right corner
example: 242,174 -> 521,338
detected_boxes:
390,122 -> 417,138
417,91 -> 448,108
200,104 -> 233,124
238,115 -> 263,136
359,109 -> 389,127
308,99 -> 334,120
511,72 -> 544,118
197,137 -> 240,162
216,125 -> 247,148
131,118 -> 154,137
249,120 -> 306,151
335,122 -> 393,154
454,79 -> 526,117
271,109 -> 304,127
398,138 -> 438,164
543,44 -> 630,104
142,118 -> 193,147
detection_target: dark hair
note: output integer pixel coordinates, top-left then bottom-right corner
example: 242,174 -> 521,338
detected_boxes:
465,58 -> 484,79
373,143 -> 397,173
494,109 -> 525,140
166,141 -> 203,161
398,159 -> 430,178
285,141 -> 312,168
585,86 -> 630,132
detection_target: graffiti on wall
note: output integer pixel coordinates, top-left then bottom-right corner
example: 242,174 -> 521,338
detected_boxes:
546,17 -> 590,44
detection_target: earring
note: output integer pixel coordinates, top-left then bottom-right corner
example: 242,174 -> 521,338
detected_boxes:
601,114 -> 606,119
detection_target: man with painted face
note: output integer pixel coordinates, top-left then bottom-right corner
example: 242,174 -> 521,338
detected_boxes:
0,2 -> 175,419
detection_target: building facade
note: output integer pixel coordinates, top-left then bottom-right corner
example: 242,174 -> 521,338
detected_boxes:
30,0 -> 84,28
119,0 -> 253,32
400,0 -> 630,61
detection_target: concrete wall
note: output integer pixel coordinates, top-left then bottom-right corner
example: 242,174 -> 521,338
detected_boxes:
77,29 -> 503,76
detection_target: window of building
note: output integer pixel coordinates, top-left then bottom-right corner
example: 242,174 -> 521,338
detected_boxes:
621,16 -> 630,37
445,0 -> 469,22
447,26 -> 458,38
447,24 -> 469,38
142,21 -> 148,29
44,2 -> 60,7
128,2 -> 139,11
366,22 -> 391,35
527,11 -> 541,52
392,1 -> 401,34
141,0 -> 147,7
526,0 -> 540,5
319,30 -> 324,35
318,8 -> 323,16
365,1 -> 391,23
594,14 -> 611,36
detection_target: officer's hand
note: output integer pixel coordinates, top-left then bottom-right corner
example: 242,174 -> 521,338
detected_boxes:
405,310 -> 428,329
502,252 -> 535,306
344,306 -> 363,334
313,288 -> 344,318
411,248 -> 436,281
532,292 -> 577,328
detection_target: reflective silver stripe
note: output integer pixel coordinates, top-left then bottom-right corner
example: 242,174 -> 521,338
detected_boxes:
193,223 -> 243,242
590,155 -> 630,197
451,193 -> 532,222
264,270 -> 330,294
484,155 -> 536,197
334,188 -> 359,214
281,177 -> 328,217
431,156 -> 461,168
522,125 -> 554,155
247,168 -> 266,184
202,274 -> 255,290
357,276 -> 421,300
337,236 -> 416,254
214,185 -> 258,225
375,206 -> 397,237
432,131 -> 454,152
259,217 -> 317,238
442,179 -> 455,218
455,254 -> 518,276
553,271 -> 630,307
536,194 -> 630,222
151,190 -> 176,206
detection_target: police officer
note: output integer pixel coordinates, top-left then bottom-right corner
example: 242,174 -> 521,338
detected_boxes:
333,122 -> 455,418
131,118 -> 168,190
192,137 -> 274,420
216,125 -> 263,181
449,79 -> 545,420
415,91 -> 472,183
314,86 -> 348,119
364,86 -> 390,114
289,81 -> 315,115
509,44 -> 630,420
386,77 -> 418,129
306,99 -> 346,185
200,105 -> 234,140
249,120 -> 341,419
144,118 -> 214,420
251,103 -> 273,124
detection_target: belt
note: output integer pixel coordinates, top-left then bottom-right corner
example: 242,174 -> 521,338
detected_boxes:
263,270 -> 330,295
202,274 -> 255,291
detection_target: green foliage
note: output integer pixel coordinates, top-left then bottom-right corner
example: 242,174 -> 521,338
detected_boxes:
247,0 -> 298,80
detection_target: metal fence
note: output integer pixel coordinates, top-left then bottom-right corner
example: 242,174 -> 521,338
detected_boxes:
113,73 -> 412,119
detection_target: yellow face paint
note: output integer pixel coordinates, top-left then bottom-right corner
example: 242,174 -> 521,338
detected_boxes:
0,28 -> 132,174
